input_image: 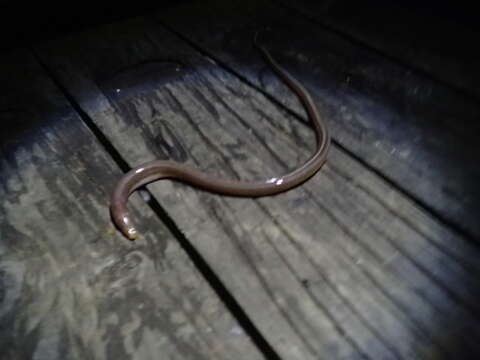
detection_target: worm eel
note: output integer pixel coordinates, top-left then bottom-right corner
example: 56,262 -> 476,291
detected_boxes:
110,39 -> 331,240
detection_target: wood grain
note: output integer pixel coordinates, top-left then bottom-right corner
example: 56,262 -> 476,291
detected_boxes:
36,16 -> 480,359
0,49 -> 264,360
153,0 -> 480,240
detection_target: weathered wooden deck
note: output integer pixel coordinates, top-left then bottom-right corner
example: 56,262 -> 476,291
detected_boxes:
1,1 -> 479,359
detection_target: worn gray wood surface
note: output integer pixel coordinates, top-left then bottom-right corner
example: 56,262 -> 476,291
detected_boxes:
0,50 -> 265,360
153,0 -> 480,240
36,16 -> 480,359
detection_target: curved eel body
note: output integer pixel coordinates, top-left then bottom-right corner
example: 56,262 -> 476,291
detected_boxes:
111,42 -> 331,239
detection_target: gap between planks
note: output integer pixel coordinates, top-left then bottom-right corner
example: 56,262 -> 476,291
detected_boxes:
32,17 -> 480,360
151,15 -> 480,245
29,47 -> 283,360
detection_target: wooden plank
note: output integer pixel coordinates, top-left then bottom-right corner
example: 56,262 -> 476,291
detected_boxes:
0,50 -> 265,360
152,0 -> 480,240
276,0 -> 480,99
36,16 -> 480,359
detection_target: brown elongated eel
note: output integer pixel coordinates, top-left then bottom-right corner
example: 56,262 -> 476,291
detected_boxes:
110,39 -> 331,240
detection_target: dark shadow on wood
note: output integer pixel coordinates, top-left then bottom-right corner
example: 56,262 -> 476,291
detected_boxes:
275,0 -> 480,101
0,2 -> 189,52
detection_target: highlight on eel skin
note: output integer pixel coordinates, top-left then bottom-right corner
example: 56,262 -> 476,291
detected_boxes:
110,35 -> 331,240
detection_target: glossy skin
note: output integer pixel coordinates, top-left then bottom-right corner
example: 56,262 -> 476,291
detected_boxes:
110,42 -> 331,239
